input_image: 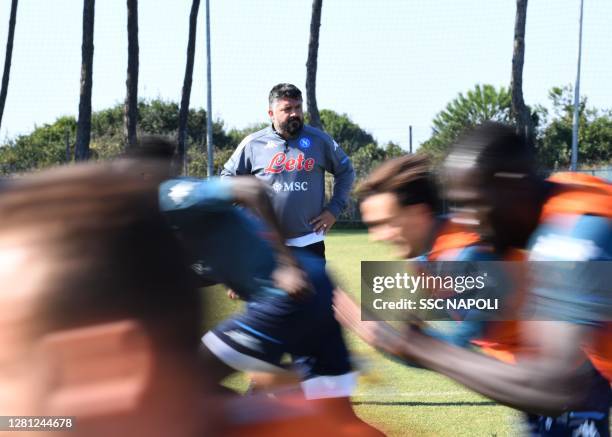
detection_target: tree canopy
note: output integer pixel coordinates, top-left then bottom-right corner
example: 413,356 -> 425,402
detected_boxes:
420,84 -> 512,161
419,84 -> 611,169
535,85 -> 612,169
0,100 -> 405,179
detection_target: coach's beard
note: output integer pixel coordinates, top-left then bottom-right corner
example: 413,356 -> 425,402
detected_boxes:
281,117 -> 303,138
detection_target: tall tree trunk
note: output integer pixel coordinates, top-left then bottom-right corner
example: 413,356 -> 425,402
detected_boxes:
75,0 -> 95,161
124,0 -> 139,149
0,0 -> 18,132
510,0 -> 533,145
306,0 -> 323,130
178,0 -> 201,173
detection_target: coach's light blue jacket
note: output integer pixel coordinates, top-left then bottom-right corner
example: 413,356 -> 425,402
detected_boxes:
221,125 -> 355,239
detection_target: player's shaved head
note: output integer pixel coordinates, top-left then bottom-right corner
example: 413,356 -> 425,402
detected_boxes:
445,121 -> 536,181
443,122 -> 544,251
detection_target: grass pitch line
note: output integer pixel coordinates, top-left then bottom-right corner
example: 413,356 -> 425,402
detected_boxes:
352,391 -> 469,397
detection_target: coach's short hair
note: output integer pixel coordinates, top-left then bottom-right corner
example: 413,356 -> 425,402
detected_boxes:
357,154 -> 440,212
269,83 -> 302,106
0,161 -> 202,352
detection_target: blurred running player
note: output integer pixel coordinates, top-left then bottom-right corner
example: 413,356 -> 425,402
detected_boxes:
125,135 -> 309,300
356,154 -> 516,349
0,156 -> 383,437
357,153 -> 480,261
443,123 -> 612,435
356,154 -> 499,348
335,122 -> 612,435
132,136 -> 384,436
0,162 -> 221,437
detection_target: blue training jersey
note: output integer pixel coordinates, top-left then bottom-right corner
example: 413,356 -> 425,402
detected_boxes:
527,213 -> 612,325
159,177 -> 283,300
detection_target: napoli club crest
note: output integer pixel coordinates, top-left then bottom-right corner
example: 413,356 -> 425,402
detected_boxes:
298,137 -> 311,149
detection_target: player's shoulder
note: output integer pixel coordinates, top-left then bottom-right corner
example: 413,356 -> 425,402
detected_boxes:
159,177 -> 201,211
542,173 -> 612,220
529,215 -> 612,261
433,244 -> 499,261
454,245 -> 500,261
533,174 -> 612,261
159,176 -> 233,212
427,217 -> 482,260
160,177 -> 200,195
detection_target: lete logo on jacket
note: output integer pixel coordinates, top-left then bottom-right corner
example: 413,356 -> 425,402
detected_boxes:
265,152 -> 315,174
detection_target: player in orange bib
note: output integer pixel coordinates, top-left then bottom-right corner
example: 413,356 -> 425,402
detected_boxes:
336,122 -> 612,436
358,153 -> 527,359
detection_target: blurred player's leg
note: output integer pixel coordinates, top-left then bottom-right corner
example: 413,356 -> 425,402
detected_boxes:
247,371 -> 302,395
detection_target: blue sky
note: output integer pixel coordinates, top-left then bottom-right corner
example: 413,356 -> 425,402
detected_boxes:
0,0 -> 610,150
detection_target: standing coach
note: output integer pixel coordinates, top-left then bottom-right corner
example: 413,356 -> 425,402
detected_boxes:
221,83 -> 355,259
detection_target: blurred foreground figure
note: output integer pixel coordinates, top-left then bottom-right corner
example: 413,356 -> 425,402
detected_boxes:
335,122 -> 612,436
130,136 -> 385,436
0,162 -> 220,436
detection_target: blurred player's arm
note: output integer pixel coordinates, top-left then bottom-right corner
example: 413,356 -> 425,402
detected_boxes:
159,176 -> 309,298
334,291 -> 593,416
402,321 -> 593,416
323,136 -> 355,218
229,176 -> 311,298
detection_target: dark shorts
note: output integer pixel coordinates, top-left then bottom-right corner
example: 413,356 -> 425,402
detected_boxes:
202,252 -> 352,384
205,303 -> 351,379
300,240 -> 326,259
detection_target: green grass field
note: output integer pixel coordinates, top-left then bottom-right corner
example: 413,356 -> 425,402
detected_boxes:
203,229 -> 521,436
